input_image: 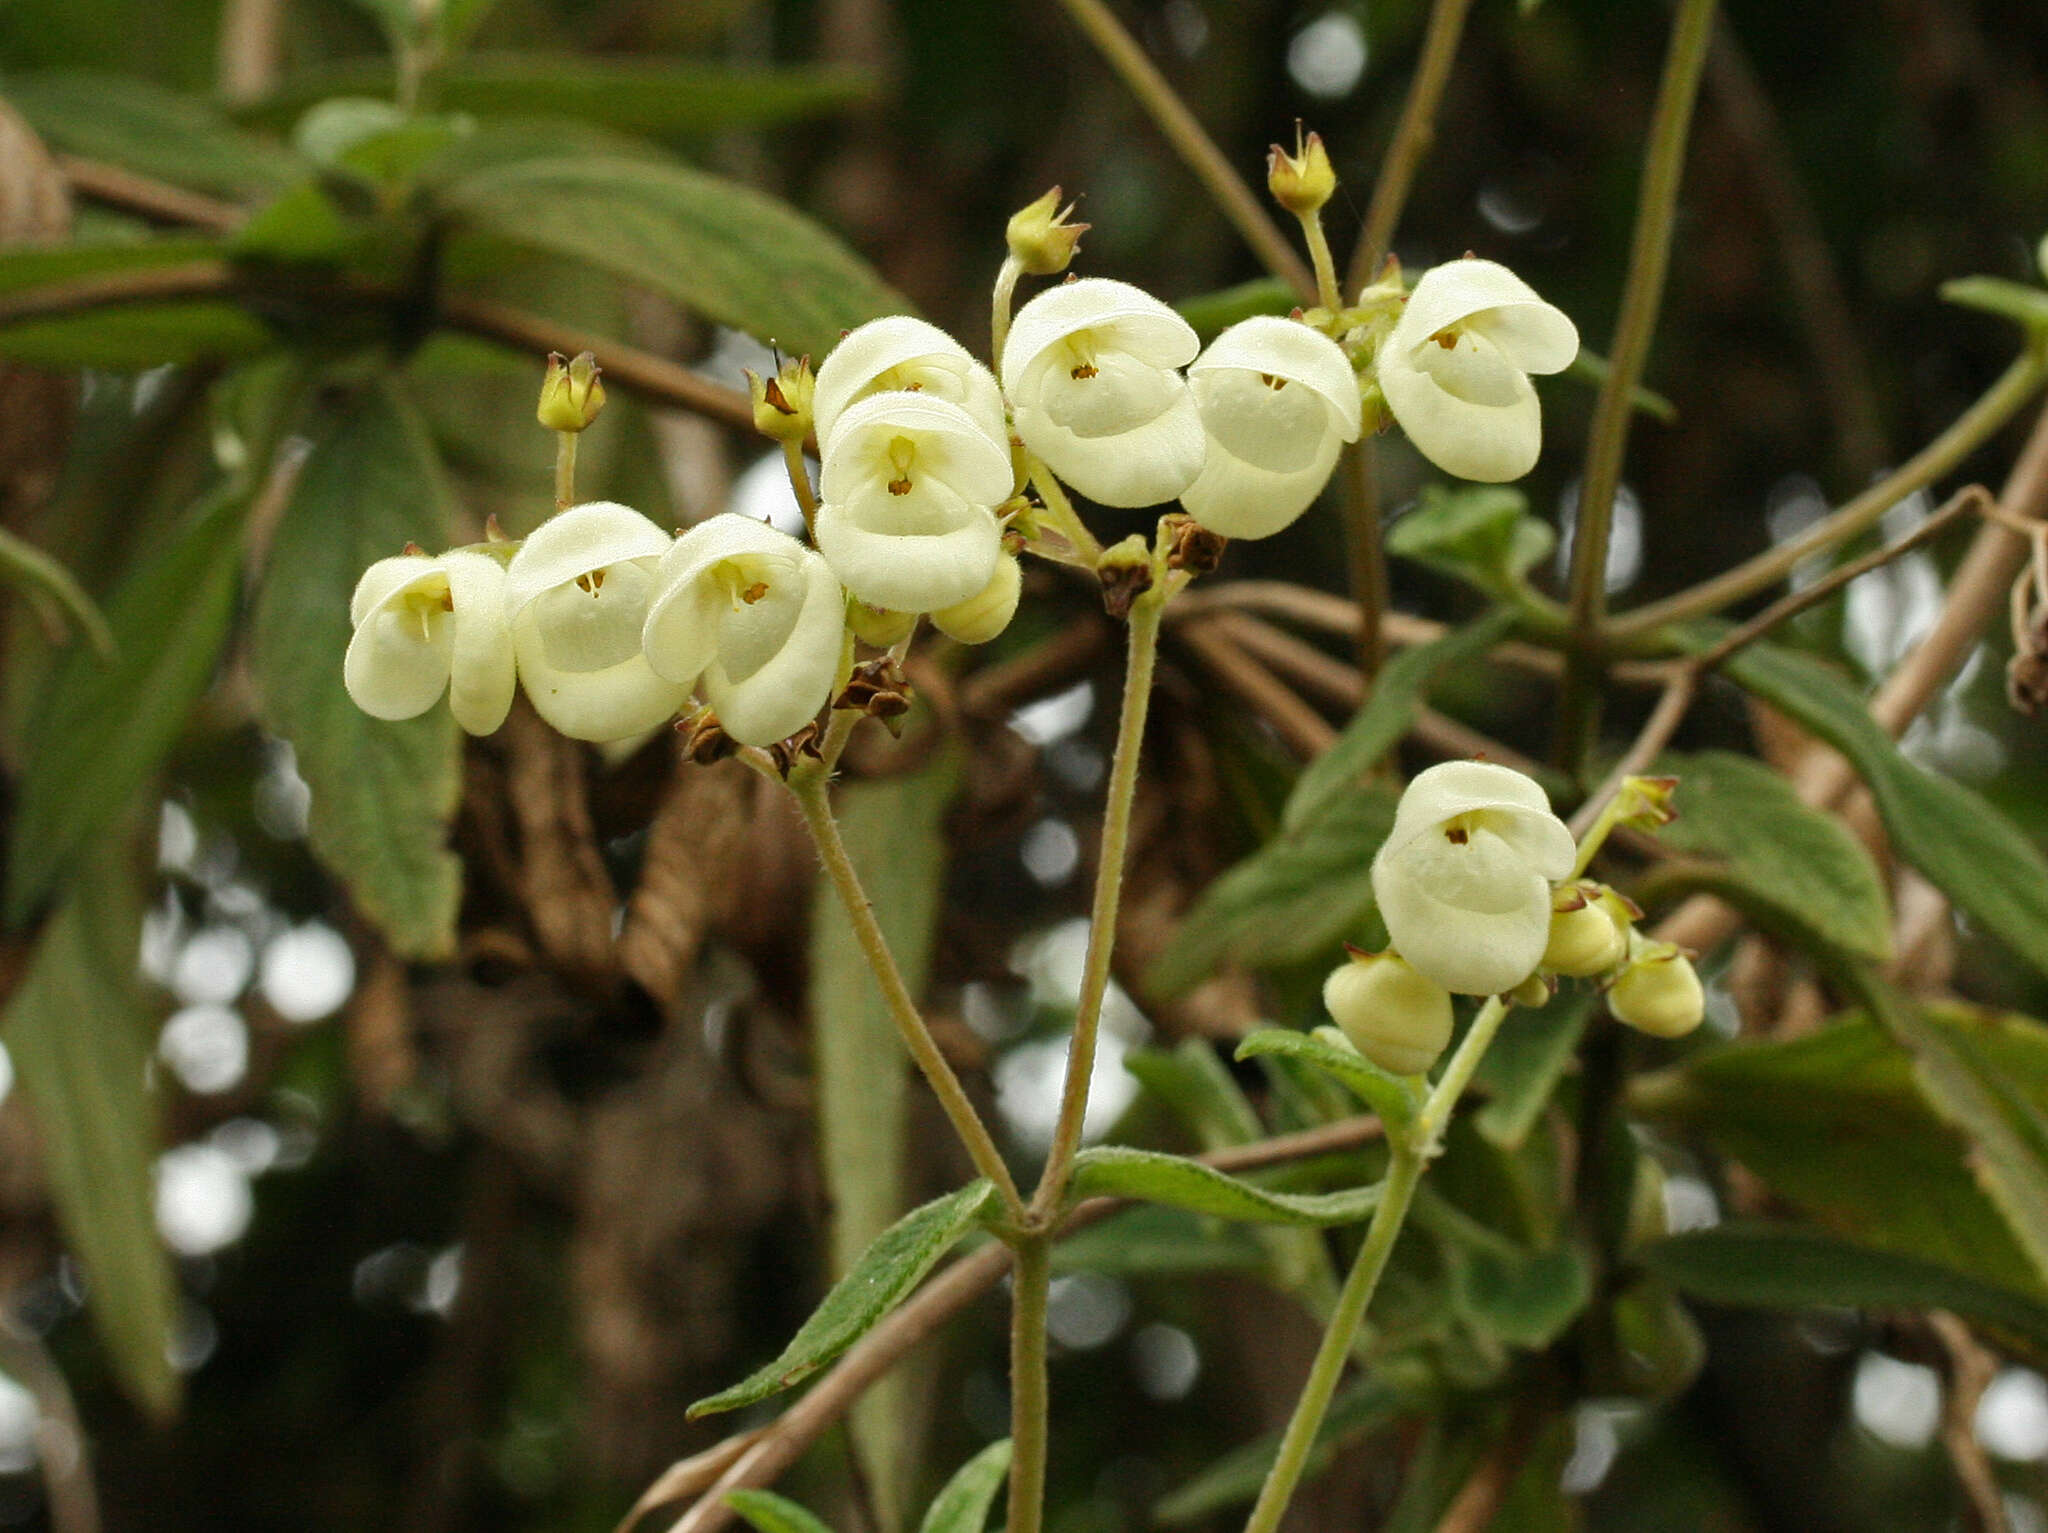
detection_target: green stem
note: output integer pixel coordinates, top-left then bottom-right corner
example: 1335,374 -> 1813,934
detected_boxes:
1346,0 -> 1480,292
1050,0 -> 1316,302
1297,211 -> 1344,314
1029,582 -> 1166,1218
1006,1235 -> 1053,1533
992,255 -> 1025,365
0,527 -> 114,657
553,429 -> 578,511
1242,1144 -> 1425,1533
1337,441 -> 1389,681
1027,456 -> 1105,565
1610,348 -> 2048,639
1240,994 -> 1511,1533
1558,0 -> 1719,769
787,775 -> 1025,1219
781,438 -> 818,540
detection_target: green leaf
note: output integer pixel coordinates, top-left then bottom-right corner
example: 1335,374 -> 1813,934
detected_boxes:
1175,276 -> 1295,340
433,154 -> 910,359
251,381 -> 462,959
1,843 -> 178,1421
243,55 -> 876,136
1153,1363 -> 1435,1524
809,753 -> 957,1529
1644,1223 -> 2048,1347
1941,275 -> 2048,335
1066,1146 -> 1383,1227
4,487 -> 247,925
1857,981 -> 2048,1290
1457,1242 -> 1591,1348
1144,784 -> 1394,999
0,301 -> 273,369
689,1180 -> 997,1419
0,525 -> 112,655
1386,484 -> 1554,595
1719,642 -> 2048,980
0,236 -> 226,298
1562,345 -> 1677,423
1641,749 -> 1892,960
1473,991 -> 1594,1150
1285,608 -> 1518,833
724,1490 -> 836,1533
1629,1007 -> 2048,1295
917,1439 -> 1012,1533
3,70 -> 303,196
1234,1028 -> 1419,1132
1051,1203 -> 1271,1276
1123,1039 -> 1265,1148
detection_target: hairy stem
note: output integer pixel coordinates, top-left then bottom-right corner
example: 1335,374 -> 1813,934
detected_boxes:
787,775 -> 1024,1217
1612,350 -> 2048,638
781,438 -> 818,539
1030,584 -> 1166,1217
992,254 -> 1025,364
553,430 -> 577,511
1557,0 -> 1719,768
1006,1237 -> 1053,1533
1242,1145 -> 1425,1533
1051,0 -> 1316,301
1346,0 -> 1480,291
1242,993 -> 1512,1533
1337,441 -> 1389,680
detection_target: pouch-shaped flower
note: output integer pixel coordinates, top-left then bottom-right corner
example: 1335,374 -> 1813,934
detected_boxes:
344,548 -> 515,735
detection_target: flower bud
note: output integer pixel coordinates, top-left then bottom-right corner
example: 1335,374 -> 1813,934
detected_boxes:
1267,129 -> 1336,217
1543,881 -> 1630,978
1506,971 -> 1554,1009
1005,186 -> 1089,278
536,350 -> 606,433
1612,774 -> 1679,830
932,554 -> 1021,645
746,354 -> 815,445
847,599 -> 916,648
1608,935 -> 1705,1039
1323,949 -> 1454,1078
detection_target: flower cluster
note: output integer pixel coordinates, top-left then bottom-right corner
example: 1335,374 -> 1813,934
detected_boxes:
1324,762 -> 1704,1079
342,187 -> 1578,753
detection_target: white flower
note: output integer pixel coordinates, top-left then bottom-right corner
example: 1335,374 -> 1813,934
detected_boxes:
1377,259 -> 1578,484
641,513 -> 846,746
344,549 -> 515,735
1000,277 -> 1205,507
816,391 -> 1012,612
1180,316 -> 1362,539
1370,760 -> 1576,995
812,315 -> 1009,454
504,501 -> 688,741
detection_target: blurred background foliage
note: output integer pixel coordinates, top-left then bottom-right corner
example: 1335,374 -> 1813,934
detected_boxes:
0,0 -> 2046,1530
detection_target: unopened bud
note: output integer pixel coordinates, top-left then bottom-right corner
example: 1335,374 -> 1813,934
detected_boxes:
1006,186 -> 1089,277
1507,971 -> 1554,1009
1543,881 -> 1630,978
1607,934 -> 1705,1039
537,350 -> 606,432
1613,774 -> 1679,831
1268,128 -> 1337,217
932,555 -> 1021,645
746,354 -> 815,445
848,599 -> 916,649
1323,949 -> 1454,1078
1097,534 -> 1154,621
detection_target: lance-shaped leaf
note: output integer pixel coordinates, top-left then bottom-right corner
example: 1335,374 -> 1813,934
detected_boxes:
918,1439 -> 1013,1533
5,486 -> 247,925
1640,749 -> 1890,960
252,381 -> 462,959
1473,990 -> 1593,1150
689,1180 -> 997,1418
1,843 -> 178,1421
1644,1223 -> 2048,1350
5,70 -> 304,196
1235,1028 -> 1419,1133
433,154 -> 909,359
724,1490 -> 836,1533
1066,1146 -> 1383,1227
1720,642 -> 2048,980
